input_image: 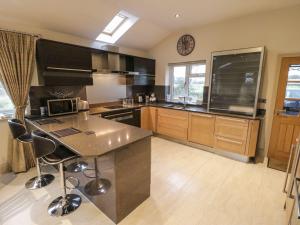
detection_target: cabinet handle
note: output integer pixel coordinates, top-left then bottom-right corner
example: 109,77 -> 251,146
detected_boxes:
193,113 -> 214,118
46,66 -> 93,73
218,116 -> 247,123
216,136 -> 243,145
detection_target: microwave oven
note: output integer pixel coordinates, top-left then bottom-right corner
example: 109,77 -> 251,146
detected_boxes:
47,98 -> 78,116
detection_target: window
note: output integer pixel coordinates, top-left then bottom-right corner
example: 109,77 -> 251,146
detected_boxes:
284,65 -> 300,110
0,82 -> 14,118
96,11 -> 139,44
169,61 -> 206,104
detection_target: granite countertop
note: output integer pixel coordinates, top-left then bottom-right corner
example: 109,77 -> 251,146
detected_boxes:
26,112 -> 152,157
89,102 -> 263,120
144,102 -> 264,119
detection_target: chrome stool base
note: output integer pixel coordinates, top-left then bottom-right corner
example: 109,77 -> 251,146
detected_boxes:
66,161 -> 88,173
48,194 -> 81,216
25,174 -> 55,190
84,178 -> 111,196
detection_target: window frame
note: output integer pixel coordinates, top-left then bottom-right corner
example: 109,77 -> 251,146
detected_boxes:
169,60 -> 206,104
285,65 -> 300,101
0,81 -> 14,119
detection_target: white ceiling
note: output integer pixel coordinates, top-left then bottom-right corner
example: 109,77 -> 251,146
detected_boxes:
0,0 -> 299,50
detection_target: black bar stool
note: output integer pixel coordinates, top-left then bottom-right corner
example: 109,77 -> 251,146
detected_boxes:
31,130 -> 82,216
84,157 -> 111,196
66,159 -> 88,173
8,119 -> 54,189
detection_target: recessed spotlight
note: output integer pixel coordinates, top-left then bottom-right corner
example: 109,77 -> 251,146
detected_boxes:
175,13 -> 180,18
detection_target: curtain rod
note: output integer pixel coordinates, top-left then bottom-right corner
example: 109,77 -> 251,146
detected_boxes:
0,27 -> 41,38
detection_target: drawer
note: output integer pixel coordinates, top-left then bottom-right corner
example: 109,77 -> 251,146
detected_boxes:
214,136 -> 246,154
157,124 -> 188,140
157,108 -> 188,140
215,116 -> 249,140
157,108 -> 188,129
157,108 -> 188,119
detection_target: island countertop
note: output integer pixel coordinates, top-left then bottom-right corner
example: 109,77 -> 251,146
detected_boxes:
26,112 -> 153,157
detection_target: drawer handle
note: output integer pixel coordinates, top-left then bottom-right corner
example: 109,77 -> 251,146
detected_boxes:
192,113 -> 214,118
216,136 -> 243,145
218,117 -> 247,123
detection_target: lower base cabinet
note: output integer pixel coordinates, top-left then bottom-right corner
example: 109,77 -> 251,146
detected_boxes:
141,107 -> 260,157
188,113 -> 215,147
157,108 -> 188,140
141,107 -> 157,132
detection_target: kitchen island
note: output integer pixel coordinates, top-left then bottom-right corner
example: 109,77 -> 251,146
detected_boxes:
26,112 -> 152,224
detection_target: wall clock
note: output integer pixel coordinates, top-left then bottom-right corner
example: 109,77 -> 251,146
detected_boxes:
177,34 -> 195,56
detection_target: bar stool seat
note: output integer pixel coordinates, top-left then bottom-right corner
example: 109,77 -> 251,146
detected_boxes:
8,118 -> 54,189
32,131 -> 82,217
44,146 -> 76,163
18,133 -> 33,143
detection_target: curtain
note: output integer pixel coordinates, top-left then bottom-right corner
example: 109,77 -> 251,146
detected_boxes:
0,31 -> 36,173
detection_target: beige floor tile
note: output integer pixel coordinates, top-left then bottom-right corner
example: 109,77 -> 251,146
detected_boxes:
0,137 -> 286,225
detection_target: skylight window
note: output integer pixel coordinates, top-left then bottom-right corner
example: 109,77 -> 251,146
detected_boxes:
103,14 -> 127,35
96,11 -> 138,44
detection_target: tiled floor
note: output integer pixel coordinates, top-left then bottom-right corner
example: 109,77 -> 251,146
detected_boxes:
0,137 -> 286,225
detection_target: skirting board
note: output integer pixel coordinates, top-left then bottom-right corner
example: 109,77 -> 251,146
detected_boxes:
155,134 -> 252,163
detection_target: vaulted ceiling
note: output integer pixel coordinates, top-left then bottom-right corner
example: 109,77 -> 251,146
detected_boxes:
0,0 -> 299,50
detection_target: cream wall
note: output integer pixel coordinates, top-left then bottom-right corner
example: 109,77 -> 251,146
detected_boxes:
149,6 -> 300,154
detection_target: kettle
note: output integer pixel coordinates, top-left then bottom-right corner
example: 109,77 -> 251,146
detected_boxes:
77,98 -> 89,111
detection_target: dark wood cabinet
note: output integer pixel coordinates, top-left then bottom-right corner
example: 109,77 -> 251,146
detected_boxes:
37,39 -> 92,70
134,57 -> 155,75
125,56 -> 155,75
36,39 -> 93,86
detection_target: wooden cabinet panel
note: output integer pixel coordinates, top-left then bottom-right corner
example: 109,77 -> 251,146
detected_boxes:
215,116 -> 249,141
188,113 -> 215,147
157,108 -> 188,140
214,136 -> 246,154
149,107 -> 157,132
141,107 -> 149,130
245,120 -> 260,157
141,107 -> 157,132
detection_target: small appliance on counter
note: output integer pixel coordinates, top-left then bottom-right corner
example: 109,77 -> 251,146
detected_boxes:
138,95 -> 143,103
137,93 -> 144,103
77,98 -> 89,111
47,98 -> 78,116
149,93 -> 157,103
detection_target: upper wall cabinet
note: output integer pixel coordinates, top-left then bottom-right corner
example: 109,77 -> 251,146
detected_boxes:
36,39 -> 93,86
125,56 -> 155,76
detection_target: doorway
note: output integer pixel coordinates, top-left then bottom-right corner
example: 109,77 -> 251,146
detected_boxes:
268,57 -> 300,170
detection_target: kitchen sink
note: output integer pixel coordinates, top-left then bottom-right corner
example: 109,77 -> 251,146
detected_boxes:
161,104 -> 185,110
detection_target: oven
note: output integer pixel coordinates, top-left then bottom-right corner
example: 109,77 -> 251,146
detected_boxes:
47,98 -> 78,116
100,108 -> 141,127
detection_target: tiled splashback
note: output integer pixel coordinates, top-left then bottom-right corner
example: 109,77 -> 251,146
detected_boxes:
29,86 -> 87,115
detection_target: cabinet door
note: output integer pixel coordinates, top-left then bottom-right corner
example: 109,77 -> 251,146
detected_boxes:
134,57 -> 155,75
188,113 -> 215,147
141,107 -> 149,130
157,108 -> 188,140
149,107 -> 157,132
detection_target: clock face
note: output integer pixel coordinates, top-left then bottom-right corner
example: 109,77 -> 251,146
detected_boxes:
177,34 -> 195,56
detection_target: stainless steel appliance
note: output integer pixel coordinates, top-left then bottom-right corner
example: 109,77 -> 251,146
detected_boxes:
77,99 -> 89,111
47,98 -> 78,116
208,47 -> 265,118
100,106 -> 141,127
